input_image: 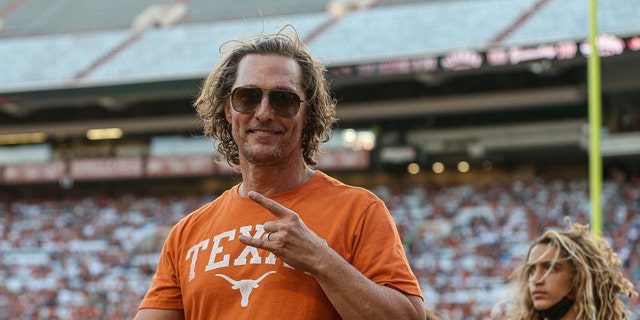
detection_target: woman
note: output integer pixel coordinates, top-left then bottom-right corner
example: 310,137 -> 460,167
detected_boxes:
497,220 -> 636,319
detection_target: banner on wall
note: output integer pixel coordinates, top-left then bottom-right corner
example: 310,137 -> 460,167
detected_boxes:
70,157 -> 144,181
2,160 -> 66,184
328,34 -> 639,77
146,155 -> 215,177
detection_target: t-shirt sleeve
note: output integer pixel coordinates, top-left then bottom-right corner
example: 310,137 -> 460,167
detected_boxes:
350,198 -> 423,299
138,225 -> 185,310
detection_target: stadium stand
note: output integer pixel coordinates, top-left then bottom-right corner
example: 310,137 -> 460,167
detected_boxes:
0,0 -> 428,38
0,0 -> 161,37
0,178 -> 638,319
0,0 -> 638,88
1,0 -> 640,319
508,0 -> 640,43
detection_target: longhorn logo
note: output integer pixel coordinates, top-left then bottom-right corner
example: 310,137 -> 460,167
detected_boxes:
215,271 -> 276,307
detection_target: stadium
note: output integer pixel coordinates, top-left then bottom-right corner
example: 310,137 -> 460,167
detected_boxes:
0,0 -> 639,318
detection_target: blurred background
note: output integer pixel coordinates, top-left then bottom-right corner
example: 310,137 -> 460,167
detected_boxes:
0,0 -> 639,319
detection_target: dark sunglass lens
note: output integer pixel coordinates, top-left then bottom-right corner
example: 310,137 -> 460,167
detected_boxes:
270,90 -> 300,117
232,88 -> 262,113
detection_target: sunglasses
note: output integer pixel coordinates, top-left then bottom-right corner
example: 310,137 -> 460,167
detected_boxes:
229,87 -> 304,118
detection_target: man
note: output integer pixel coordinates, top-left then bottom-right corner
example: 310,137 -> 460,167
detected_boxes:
134,27 -> 426,320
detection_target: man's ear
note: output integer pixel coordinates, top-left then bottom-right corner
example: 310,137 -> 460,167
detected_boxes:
225,104 -> 232,123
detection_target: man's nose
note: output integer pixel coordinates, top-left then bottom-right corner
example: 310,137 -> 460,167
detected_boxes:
254,94 -> 275,118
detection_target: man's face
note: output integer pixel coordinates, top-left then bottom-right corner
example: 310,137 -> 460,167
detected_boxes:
225,54 -> 307,167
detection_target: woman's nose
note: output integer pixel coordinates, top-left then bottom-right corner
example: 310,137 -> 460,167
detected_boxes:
530,269 -> 544,284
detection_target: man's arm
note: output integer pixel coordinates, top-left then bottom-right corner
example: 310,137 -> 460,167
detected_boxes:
133,308 -> 184,320
310,247 -> 426,320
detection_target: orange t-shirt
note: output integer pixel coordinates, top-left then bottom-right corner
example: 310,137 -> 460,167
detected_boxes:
139,171 -> 423,319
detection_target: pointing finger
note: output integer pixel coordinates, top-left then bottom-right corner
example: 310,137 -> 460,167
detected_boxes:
248,191 -> 295,219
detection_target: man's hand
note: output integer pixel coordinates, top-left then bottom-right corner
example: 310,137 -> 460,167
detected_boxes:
238,191 -> 329,273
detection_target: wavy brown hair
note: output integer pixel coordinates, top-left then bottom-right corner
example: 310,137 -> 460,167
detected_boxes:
194,26 -> 336,167
497,220 -> 637,319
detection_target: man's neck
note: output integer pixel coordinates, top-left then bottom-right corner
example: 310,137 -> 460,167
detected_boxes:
238,163 -> 315,197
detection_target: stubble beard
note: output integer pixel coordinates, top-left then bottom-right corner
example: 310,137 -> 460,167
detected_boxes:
241,143 -> 284,166
237,127 -> 303,167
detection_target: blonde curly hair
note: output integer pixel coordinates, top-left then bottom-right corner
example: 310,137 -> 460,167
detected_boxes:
194,26 -> 336,167
497,219 -> 637,319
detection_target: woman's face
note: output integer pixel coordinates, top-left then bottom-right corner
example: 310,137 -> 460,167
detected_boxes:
527,243 -> 574,311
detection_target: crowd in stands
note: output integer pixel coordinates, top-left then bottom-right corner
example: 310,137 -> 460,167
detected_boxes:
377,178 -> 640,318
0,177 -> 638,319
